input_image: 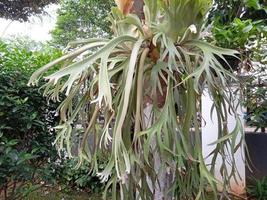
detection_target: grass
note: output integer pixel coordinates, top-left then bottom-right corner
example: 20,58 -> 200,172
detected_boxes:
25,187 -> 246,200
27,189 -> 103,200
28,191 -> 245,200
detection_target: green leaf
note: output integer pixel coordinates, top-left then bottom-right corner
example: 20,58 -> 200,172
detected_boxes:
242,24 -> 253,33
246,0 -> 261,10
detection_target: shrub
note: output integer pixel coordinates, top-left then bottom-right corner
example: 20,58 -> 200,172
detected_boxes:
0,39 -> 61,199
243,66 -> 267,132
247,176 -> 267,200
0,39 -> 105,199
50,158 -> 105,194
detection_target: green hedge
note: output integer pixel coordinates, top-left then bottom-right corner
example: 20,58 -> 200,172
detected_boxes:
0,39 -> 62,199
0,39 -> 104,199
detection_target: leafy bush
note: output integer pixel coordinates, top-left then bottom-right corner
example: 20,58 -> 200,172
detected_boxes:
51,0 -> 113,47
50,158 -> 105,194
209,0 -> 267,24
0,39 -> 62,75
0,134 -> 41,199
211,2 -> 267,132
0,39 -> 61,199
0,39 -> 105,199
247,176 -> 267,200
243,67 -> 267,132
212,18 -> 266,49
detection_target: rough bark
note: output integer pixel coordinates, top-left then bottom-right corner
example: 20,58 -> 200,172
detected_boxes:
132,0 -> 145,19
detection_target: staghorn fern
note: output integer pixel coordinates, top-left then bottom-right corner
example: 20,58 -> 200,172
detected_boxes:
29,0 -> 244,199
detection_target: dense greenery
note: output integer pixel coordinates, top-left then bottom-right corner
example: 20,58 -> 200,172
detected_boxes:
0,0 -> 57,21
209,0 -> 267,23
0,39 -> 60,199
247,176 -> 267,199
211,0 -> 267,132
51,0 -> 113,47
211,0 -> 267,52
243,67 -> 267,132
212,18 -> 267,50
0,40 -> 104,199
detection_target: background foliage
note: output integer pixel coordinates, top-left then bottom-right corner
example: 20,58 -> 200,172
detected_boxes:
209,0 -> 267,24
51,0 -> 113,47
0,39 -> 104,199
247,176 -> 267,199
0,39 -> 61,199
210,0 -> 267,132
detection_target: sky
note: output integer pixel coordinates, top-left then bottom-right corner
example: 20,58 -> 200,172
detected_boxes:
0,4 -> 59,41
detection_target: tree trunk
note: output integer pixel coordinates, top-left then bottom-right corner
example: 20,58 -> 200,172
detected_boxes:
130,2 -> 170,199
132,0 -> 144,19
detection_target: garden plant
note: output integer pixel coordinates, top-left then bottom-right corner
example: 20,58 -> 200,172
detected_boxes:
29,0 -> 245,199
0,39 -> 61,199
51,0 -> 113,47
210,0 -> 267,133
0,39 -> 104,199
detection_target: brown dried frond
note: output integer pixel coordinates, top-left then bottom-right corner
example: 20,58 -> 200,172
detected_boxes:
114,0 -> 134,15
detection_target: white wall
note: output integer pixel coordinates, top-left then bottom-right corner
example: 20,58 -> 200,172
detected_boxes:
202,90 -> 246,195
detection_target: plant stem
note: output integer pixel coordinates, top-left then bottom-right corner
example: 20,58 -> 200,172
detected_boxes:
182,78 -> 195,144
